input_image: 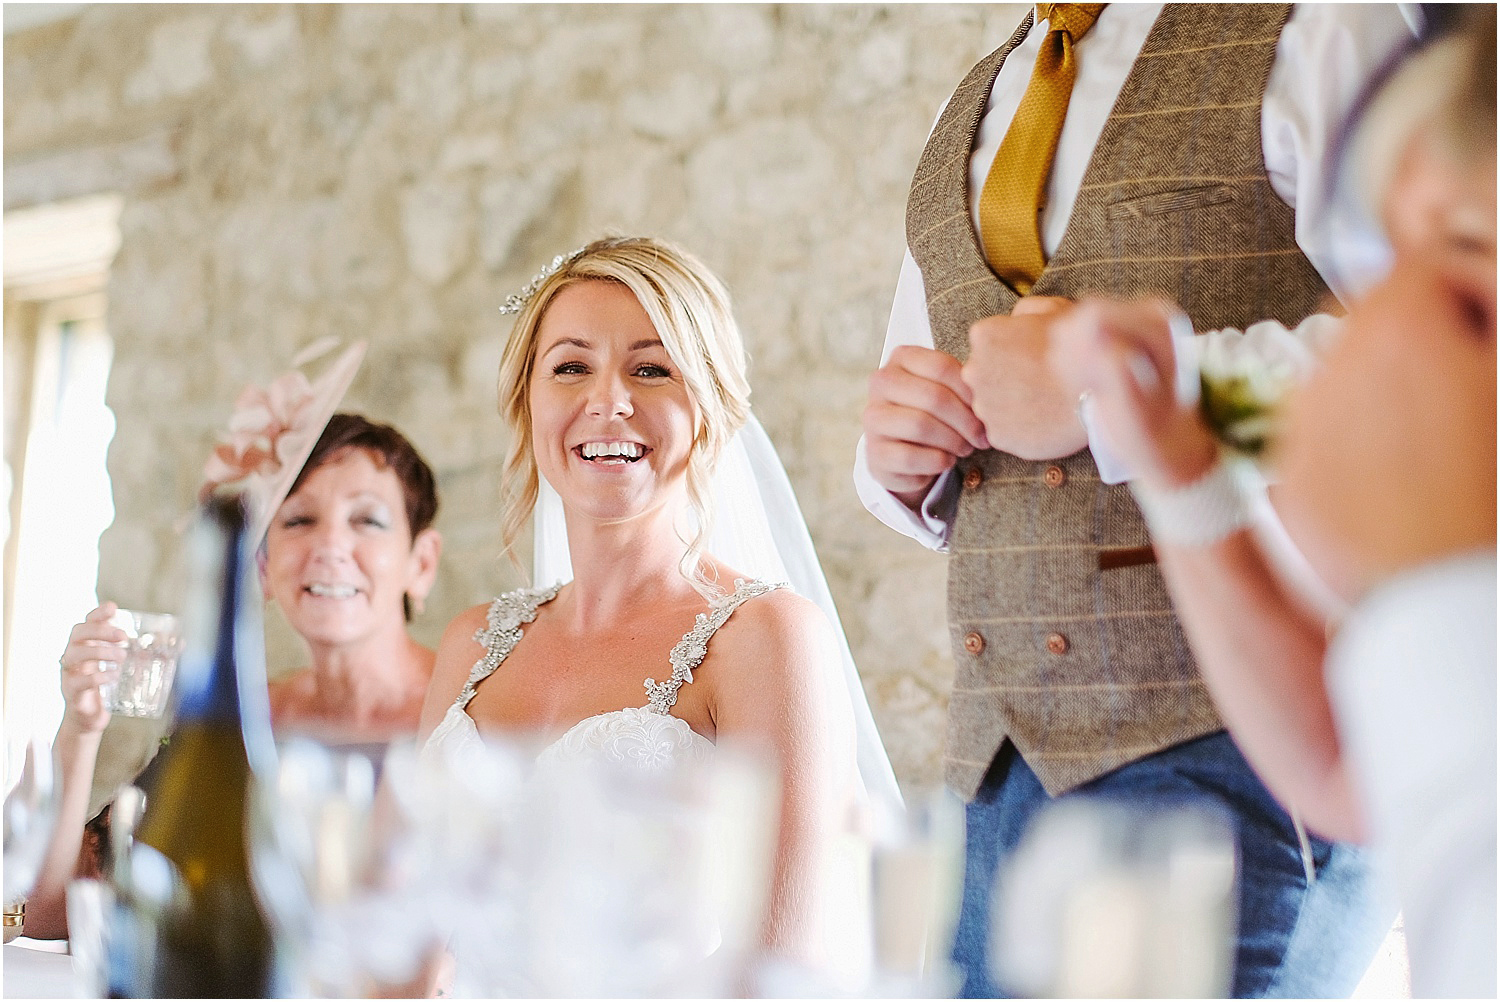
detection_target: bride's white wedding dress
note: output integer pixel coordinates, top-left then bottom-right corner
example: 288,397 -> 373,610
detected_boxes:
418,416 -> 894,994
423,578 -> 781,770
420,578 -> 800,997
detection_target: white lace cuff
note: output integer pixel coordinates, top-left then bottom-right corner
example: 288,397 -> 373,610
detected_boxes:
1131,458 -> 1253,548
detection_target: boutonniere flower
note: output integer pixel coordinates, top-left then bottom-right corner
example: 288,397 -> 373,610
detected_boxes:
1193,317 -> 1335,460
1198,350 -> 1299,458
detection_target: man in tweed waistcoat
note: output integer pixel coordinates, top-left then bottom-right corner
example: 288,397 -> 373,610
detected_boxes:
855,4 -> 1412,996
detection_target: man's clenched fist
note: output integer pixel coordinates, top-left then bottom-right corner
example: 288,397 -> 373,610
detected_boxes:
962,296 -> 1088,461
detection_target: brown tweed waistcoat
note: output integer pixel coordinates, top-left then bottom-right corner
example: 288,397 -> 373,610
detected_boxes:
907,4 -> 1329,799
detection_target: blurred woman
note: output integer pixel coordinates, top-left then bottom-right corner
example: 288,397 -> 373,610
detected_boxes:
1047,8 -> 1495,994
24,413 -> 442,939
261,414 -> 442,744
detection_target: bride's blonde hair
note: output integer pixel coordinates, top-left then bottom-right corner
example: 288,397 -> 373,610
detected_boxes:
496,236 -> 751,592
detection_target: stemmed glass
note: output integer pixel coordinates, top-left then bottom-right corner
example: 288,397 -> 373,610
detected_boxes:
990,799 -> 1237,997
249,733 -> 782,998
4,737 -> 58,939
867,785 -> 966,997
380,732 -> 535,997
248,738 -> 418,996
519,746 -> 779,998
249,735 -> 534,997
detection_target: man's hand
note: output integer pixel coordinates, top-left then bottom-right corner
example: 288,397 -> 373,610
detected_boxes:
962,296 -> 1089,460
1049,298 -> 1217,489
863,345 -> 990,512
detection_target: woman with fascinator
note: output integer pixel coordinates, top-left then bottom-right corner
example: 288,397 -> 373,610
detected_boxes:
418,236 -> 901,972
22,346 -> 444,940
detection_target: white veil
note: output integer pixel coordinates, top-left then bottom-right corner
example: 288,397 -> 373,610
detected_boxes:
532,414 -> 904,823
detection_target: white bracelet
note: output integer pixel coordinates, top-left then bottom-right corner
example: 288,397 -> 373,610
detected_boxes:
1130,457 -> 1253,547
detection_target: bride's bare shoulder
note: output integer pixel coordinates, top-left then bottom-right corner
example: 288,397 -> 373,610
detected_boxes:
707,586 -> 854,757
439,601 -> 493,643
713,585 -> 839,674
432,602 -> 500,683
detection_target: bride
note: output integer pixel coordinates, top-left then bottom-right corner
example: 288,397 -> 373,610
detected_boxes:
417,236 -> 900,972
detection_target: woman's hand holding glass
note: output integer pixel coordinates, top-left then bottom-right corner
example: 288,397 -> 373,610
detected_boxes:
58,602 -> 129,736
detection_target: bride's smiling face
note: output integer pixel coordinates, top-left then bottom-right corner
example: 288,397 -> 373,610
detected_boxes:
529,280 -> 699,524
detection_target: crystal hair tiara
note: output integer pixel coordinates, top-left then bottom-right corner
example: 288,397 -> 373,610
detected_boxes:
498,245 -> 591,315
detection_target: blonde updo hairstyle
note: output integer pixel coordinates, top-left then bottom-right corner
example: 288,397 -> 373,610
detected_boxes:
496,236 -> 752,593
1341,6 -> 1495,227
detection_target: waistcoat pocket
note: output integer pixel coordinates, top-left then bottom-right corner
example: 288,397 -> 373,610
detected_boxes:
1106,183 -> 1237,220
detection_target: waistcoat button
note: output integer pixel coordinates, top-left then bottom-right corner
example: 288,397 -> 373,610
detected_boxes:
1042,465 -> 1066,488
963,631 -> 986,655
963,467 -> 984,490
1045,631 -> 1069,655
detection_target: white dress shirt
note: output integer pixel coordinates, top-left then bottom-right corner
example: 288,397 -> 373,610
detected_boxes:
1326,551 -> 1498,998
855,3 -> 1415,550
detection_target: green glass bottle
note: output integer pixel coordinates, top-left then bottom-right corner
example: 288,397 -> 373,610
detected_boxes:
130,495 -> 277,997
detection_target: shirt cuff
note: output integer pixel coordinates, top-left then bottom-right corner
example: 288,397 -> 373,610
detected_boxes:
1083,399 -> 1133,485
852,436 -> 953,552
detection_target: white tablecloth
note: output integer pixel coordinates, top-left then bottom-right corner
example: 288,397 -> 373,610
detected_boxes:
3,941 -> 76,998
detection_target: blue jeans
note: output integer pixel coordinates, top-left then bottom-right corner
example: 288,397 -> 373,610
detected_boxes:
952,733 -> 1394,997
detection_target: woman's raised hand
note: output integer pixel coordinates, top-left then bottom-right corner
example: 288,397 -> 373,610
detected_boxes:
58,602 -> 126,735
1049,298 -> 1218,489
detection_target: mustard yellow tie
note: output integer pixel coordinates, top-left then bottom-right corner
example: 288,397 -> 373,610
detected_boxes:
979,3 -> 1106,294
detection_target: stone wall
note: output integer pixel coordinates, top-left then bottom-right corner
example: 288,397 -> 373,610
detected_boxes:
5,3 -> 1029,786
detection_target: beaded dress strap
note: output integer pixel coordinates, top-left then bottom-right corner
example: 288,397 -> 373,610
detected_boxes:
455,583 -> 563,711
644,578 -> 785,715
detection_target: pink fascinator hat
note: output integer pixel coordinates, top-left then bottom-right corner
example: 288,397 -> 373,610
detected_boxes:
200,338 -> 367,545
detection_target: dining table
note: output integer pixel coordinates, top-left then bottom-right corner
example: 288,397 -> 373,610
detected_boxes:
4,937 -> 77,998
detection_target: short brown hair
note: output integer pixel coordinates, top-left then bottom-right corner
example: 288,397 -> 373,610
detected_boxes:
290,412 -> 440,538
287,414 -> 439,621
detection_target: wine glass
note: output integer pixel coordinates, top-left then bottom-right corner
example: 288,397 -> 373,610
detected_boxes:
380,733 -> 535,997
520,744 -> 779,998
248,738 -> 401,996
867,785 -> 966,997
250,735 -> 537,997
4,736 -> 58,936
252,733 -> 782,998
990,799 -> 1237,997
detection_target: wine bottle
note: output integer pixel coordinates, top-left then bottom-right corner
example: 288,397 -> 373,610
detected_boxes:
128,495 -> 278,997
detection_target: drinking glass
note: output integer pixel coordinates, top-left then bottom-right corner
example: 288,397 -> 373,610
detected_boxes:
868,786 -> 965,996
101,609 -> 182,717
66,878 -> 112,996
990,799 -> 1237,998
253,733 -> 782,998
521,746 -> 779,998
382,733 -> 534,998
249,738 -> 393,996
4,736 -> 57,938
251,735 -> 534,997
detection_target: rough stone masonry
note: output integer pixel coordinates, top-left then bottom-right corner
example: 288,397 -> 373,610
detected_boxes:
5,3 -> 1030,791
